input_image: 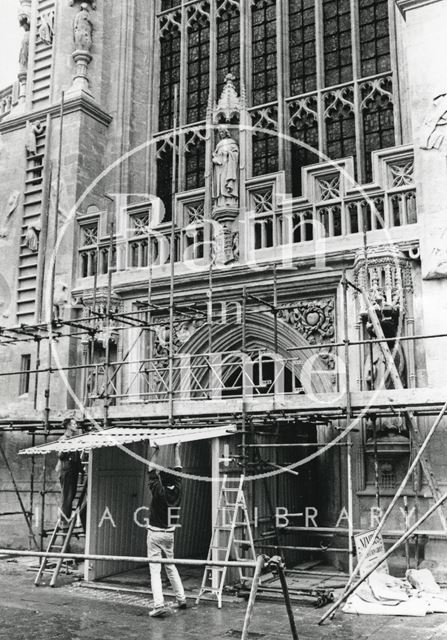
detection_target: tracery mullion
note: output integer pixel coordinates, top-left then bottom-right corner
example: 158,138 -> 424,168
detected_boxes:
388,0 -> 402,145
178,0 -> 190,193
315,0 -> 326,158
351,0 -> 365,182
275,0 -> 285,172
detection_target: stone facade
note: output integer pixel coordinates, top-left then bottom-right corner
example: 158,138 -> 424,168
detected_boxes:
0,0 -> 446,574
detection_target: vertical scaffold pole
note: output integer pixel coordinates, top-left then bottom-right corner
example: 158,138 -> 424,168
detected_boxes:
168,84 -> 179,424
342,270 -> 354,576
40,91 -> 65,550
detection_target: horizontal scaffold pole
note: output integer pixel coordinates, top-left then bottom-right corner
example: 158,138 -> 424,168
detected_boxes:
0,548 -> 257,569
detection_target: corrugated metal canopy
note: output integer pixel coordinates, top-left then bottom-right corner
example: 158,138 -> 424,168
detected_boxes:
19,425 -> 237,456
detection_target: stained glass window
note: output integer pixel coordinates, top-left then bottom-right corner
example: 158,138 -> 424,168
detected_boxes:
217,2 -> 240,97
157,143 -> 174,221
289,100 -> 319,196
253,131 -> 278,176
362,79 -> 395,181
161,0 -> 179,11
325,89 -> 357,163
187,11 -> 210,124
289,0 -> 317,96
185,134 -> 206,190
323,0 -> 352,86
252,0 -> 277,106
359,0 -> 391,77
159,28 -> 181,131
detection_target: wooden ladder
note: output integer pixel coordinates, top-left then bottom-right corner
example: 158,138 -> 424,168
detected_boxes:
197,475 -> 256,608
35,476 -> 87,587
362,289 -> 447,532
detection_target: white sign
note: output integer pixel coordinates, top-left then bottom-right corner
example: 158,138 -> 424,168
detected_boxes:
354,530 -> 389,578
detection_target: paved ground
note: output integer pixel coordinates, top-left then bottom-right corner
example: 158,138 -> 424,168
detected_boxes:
2,559 -> 447,639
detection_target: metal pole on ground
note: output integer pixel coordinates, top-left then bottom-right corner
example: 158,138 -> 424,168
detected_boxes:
268,556 -> 299,640
241,555 -> 265,640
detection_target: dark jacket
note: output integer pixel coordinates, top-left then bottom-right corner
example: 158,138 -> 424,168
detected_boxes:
58,451 -> 82,475
148,468 -> 182,529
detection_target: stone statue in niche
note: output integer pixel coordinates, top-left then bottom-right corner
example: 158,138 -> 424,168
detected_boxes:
420,92 -> 447,150
212,126 -> 239,209
74,3 -> 93,52
25,223 -> 40,252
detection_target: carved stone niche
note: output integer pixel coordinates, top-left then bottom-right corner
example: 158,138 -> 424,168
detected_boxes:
210,74 -> 244,265
353,245 -> 413,316
80,290 -> 122,348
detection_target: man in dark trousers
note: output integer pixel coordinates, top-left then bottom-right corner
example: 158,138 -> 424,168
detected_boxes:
56,418 -> 84,529
147,442 -> 186,618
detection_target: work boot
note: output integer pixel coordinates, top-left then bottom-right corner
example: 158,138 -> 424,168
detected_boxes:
172,599 -> 187,610
149,606 -> 168,618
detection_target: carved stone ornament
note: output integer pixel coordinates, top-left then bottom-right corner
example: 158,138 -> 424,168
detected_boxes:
80,290 -> 122,343
38,10 -> 55,46
278,299 -> 336,345
18,0 -> 31,28
420,93 -> 447,150
214,73 -> 243,123
69,0 -> 96,8
0,273 -> 11,318
7,191 -> 20,218
353,245 -> 413,314
424,228 -> 447,279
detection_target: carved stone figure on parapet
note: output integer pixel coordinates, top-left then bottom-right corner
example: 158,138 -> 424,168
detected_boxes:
19,31 -> 30,74
420,93 -> 447,150
74,3 -> 93,52
212,126 -> 239,209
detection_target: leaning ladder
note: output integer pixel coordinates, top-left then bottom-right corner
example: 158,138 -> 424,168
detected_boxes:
35,476 -> 87,587
197,475 -> 256,608
363,290 -> 447,532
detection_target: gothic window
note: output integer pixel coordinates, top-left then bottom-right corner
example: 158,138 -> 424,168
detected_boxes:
362,78 -> 395,180
252,107 -> 279,176
323,0 -> 353,87
325,89 -> 356,163
159,24 -> 180,132
289,99 -> 319,196
157,140 -> 174,221
289,0 -> 317,96
217,1 -> 240,96
359,0 -> 391,77
251,0 -> 277,106
187,7 -> 210,124
155,0 -> 399,203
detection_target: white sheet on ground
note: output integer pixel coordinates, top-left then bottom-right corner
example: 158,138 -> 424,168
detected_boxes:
343,569 -> 447,617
